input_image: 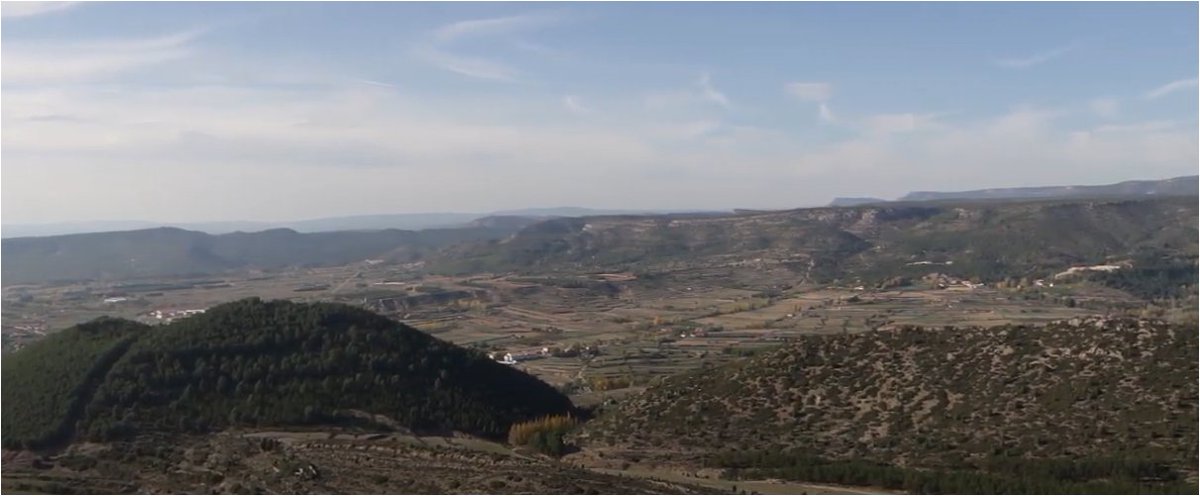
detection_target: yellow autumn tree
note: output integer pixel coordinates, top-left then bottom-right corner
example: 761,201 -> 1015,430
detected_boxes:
507,414 -> 579,456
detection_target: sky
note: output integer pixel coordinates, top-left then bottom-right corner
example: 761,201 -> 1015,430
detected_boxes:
2,1 -> 1197,224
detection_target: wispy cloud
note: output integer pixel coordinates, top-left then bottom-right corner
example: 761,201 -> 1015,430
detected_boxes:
433,12 -> 561,43
785,82 -> 834,122
785,82 -> 833,102
2,28 -> 206,85
1,83 -> 675,221
698,73 -> 731,108
793,106 -> 1196,199
994,42 -> 1079,68
563,95 -> 591,115
818,103 -> 835,123
643,74 -> 733,110
1,1 -> 78,19
411,44 -> 519,82
353,79 -> 398,89
418,12 -> 563,82
1088,97 -> 1119,118
513,39 -> 565,59
4,78 -> 1196,223
1144,78 -> 1198,99
1090,120 -> 1181,134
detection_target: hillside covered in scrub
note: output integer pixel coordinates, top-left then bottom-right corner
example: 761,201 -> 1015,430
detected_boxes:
1,299 -> 574,449
576,317 -> 1198,493
430,197 -> 1198,289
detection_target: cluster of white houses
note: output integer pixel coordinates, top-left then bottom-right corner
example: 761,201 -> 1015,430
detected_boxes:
147,308 -> 207,322
489,343 -> 597,365
488,348 -> 550,365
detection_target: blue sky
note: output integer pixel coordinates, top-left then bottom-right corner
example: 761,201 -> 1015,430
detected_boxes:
2,1 -> 1197,223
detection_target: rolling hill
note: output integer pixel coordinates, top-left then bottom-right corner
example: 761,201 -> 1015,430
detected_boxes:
429,196 -> 1199,288
1,299 -> 574,450
0,207 -> 701,238
0,223 -> 528,285
827,197 -> 887,207
5,196 -> 1196,291
575,317 -> 1198,493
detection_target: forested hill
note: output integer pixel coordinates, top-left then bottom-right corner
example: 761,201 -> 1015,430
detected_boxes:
1,317 -> 150,449
0,223 -> 527,285
1,299 -> 574,449
576,317 -> 1198,493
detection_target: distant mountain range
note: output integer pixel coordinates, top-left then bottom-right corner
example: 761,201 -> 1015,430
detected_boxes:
429,196 -> 1199,283
7,177 -> 1194,238
0,222 -> 535,285
5,195 -> 1197,286
1,208 -> 708,239
899,175 -> 1199,202
827,175 -> 1197,207
491,207 -> 699,217
828,197 -> 887,207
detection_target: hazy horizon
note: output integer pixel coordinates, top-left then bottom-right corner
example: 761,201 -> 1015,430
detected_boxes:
3,1 -> 1197,224
1,173 -> 1195,229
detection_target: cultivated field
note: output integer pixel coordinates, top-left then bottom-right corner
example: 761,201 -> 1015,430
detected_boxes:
2,262 -> 1131,394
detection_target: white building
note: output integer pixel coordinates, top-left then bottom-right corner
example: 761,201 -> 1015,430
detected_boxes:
496,349 -> 546,365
